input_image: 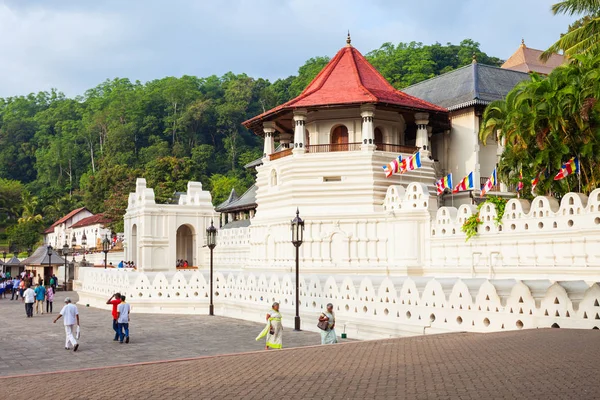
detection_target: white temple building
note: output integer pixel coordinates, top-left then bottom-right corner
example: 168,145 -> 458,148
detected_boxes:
76,37 -> 600,339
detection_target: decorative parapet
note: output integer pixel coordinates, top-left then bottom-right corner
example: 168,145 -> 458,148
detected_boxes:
77,269 -> 600,339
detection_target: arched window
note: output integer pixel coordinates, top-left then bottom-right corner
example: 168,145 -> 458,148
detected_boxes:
331,125 -> 348,152
270,169 -> 278,186
374,127 -> 384,150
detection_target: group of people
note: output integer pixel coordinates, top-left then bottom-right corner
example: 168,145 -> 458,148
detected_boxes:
21,281 -> 56,317
176,259 -> 190,268
257,302 -> 338,349
106,292 -> 131,343
117,260 -> 136,269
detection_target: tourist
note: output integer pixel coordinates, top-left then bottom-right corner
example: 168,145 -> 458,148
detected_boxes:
106,292 -> 122,341
18,278 -> 26,299
34,283 -> 46,314
23,285 -> 35,318
54,297 -> 79,352
318,303 -> 338,345
46,285 -> 55,313
11,277 -> 20,300
49,275 -> 56,292
5,278 -> 12,298
116,295 -> 130,344
0,279 -> 5,298
183,260 -> 189,268
258,302 -> 282,350
118,260 -> 124,269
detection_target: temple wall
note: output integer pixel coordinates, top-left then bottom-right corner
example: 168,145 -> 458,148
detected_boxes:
75,268 -> 600,340
427,190 -> 600,280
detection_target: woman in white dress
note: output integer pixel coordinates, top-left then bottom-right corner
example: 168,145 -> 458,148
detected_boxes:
318,303 -> 338,345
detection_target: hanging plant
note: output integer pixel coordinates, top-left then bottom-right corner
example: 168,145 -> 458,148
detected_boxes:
461,196 -> 508,241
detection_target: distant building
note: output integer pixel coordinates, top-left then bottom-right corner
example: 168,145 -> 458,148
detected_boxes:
501,39 -> 565,75
44,208 -> 112,250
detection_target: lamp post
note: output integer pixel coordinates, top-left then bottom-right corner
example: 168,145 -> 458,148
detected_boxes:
62,241 -> 69,288
291,208 -> 304,331
3,251 -> 7,263
206,220 -> 217,316
81,232 -> 87,262
71,233 -> 77,263
47,244 -> 53,287
102,234 -> 110,269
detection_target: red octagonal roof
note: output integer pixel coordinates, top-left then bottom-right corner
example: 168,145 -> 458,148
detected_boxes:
243,42 -> 447,130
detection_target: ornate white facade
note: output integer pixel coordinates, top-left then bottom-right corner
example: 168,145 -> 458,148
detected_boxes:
75,39 -> 598,340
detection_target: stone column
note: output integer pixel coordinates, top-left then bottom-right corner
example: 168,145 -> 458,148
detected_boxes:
414,112 -> 430,155
361,104 -> 376,151
279,133 -> 292,149
292,109 -> 307,154
262,122 -> 276,159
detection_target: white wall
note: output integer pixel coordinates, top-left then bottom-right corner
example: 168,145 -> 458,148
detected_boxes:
76,268 -> 600,340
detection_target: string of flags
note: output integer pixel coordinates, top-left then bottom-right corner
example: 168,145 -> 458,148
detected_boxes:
382,151 -> 421,178
382,152 -> 582,197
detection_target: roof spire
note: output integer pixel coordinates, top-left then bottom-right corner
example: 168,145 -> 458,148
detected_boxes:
346,30 -> 352,47
521,38 -> 526,48
472,53 -> 477,64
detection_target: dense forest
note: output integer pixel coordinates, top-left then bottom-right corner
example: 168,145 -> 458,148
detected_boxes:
0,39 -> 501,251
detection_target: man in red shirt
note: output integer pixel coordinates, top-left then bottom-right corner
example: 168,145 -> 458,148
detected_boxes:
106,293 -> 121,341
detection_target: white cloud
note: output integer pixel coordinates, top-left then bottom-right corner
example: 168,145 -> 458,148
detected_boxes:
0,0 -> 578,98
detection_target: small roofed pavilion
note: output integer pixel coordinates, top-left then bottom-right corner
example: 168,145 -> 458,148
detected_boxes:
243,33 -> 449,161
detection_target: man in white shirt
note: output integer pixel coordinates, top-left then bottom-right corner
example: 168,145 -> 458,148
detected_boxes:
54,297 -> 80,351
22,285 -> 35,317
116,295 -> 131,344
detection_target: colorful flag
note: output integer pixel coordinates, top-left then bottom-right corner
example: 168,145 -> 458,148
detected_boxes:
517,169 -> 524,193
406,151 -> 422,171
480,168 -> 497,198
554,157 -> 579,181
435,174 -> 453,195
382,155 -> 402,178
452,172 -> 474,194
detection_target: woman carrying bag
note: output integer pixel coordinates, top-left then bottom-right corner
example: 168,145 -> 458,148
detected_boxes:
255,302 -> 283,350
318,303 -> 338,345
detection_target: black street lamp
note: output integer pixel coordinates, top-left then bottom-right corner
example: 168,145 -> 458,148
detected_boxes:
71,233 -> 77,263
81,232 -> 87,262
27,247 -> 32,257
206,220 -> 217,316
2,251 -> 6,262
47,244 -> 53,287
62,241 -> 69,287
102,234 -> 110,269
291,208 -> 305,331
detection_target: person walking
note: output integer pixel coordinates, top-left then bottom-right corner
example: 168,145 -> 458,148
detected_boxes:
23,285 -> 35,318
256,302 -> 283,350
54,297 -> 79,351
19,279 -> 25,299
106,293 -> 121,341
46,285 -> 55,314
11,277 -> 20,300
116,295 -> 130,344
34,283 -> 46,314
318,303 -> 338,345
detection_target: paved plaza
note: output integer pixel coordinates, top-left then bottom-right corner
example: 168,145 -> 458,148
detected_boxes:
0,291 -> 322,376
2,292 -> 600,399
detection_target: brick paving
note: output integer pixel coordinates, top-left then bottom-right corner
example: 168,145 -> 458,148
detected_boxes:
0,291 -> 322,376
2,292 -> 600,399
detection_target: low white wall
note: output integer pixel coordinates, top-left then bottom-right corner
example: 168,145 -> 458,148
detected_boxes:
76,269 -> 600,340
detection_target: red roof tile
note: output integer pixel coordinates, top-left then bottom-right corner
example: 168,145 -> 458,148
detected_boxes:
70,213 -> 111,229
44,207 -> 89,233
243,44 -> 447,129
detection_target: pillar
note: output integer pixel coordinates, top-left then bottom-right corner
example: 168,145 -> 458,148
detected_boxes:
361,104 -> 376,151
414,112 -> 430,155
263,122 -> 276,158
292,109 -> 307,154
279,133 -> 292,149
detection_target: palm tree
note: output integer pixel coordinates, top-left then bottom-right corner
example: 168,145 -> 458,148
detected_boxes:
541,0 -> 600,61
18,191 -> 43,224
480,53 -> 600,196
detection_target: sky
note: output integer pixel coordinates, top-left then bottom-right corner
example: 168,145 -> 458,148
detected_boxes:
0,0 -> 577,98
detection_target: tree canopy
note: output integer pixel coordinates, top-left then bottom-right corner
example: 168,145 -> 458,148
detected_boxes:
0,38 -> 500,249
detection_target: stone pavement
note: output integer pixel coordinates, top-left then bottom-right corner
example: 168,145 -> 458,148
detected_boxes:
2,292 -> 600,399
0,291 -> 322,376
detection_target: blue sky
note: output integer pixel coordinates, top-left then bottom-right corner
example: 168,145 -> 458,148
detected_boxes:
0,0 -> 576,98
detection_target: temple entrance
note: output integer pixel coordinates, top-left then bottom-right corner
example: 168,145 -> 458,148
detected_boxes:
131,224 -> 138,266
331,125 -> 348,151
176,224 -> 195,267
